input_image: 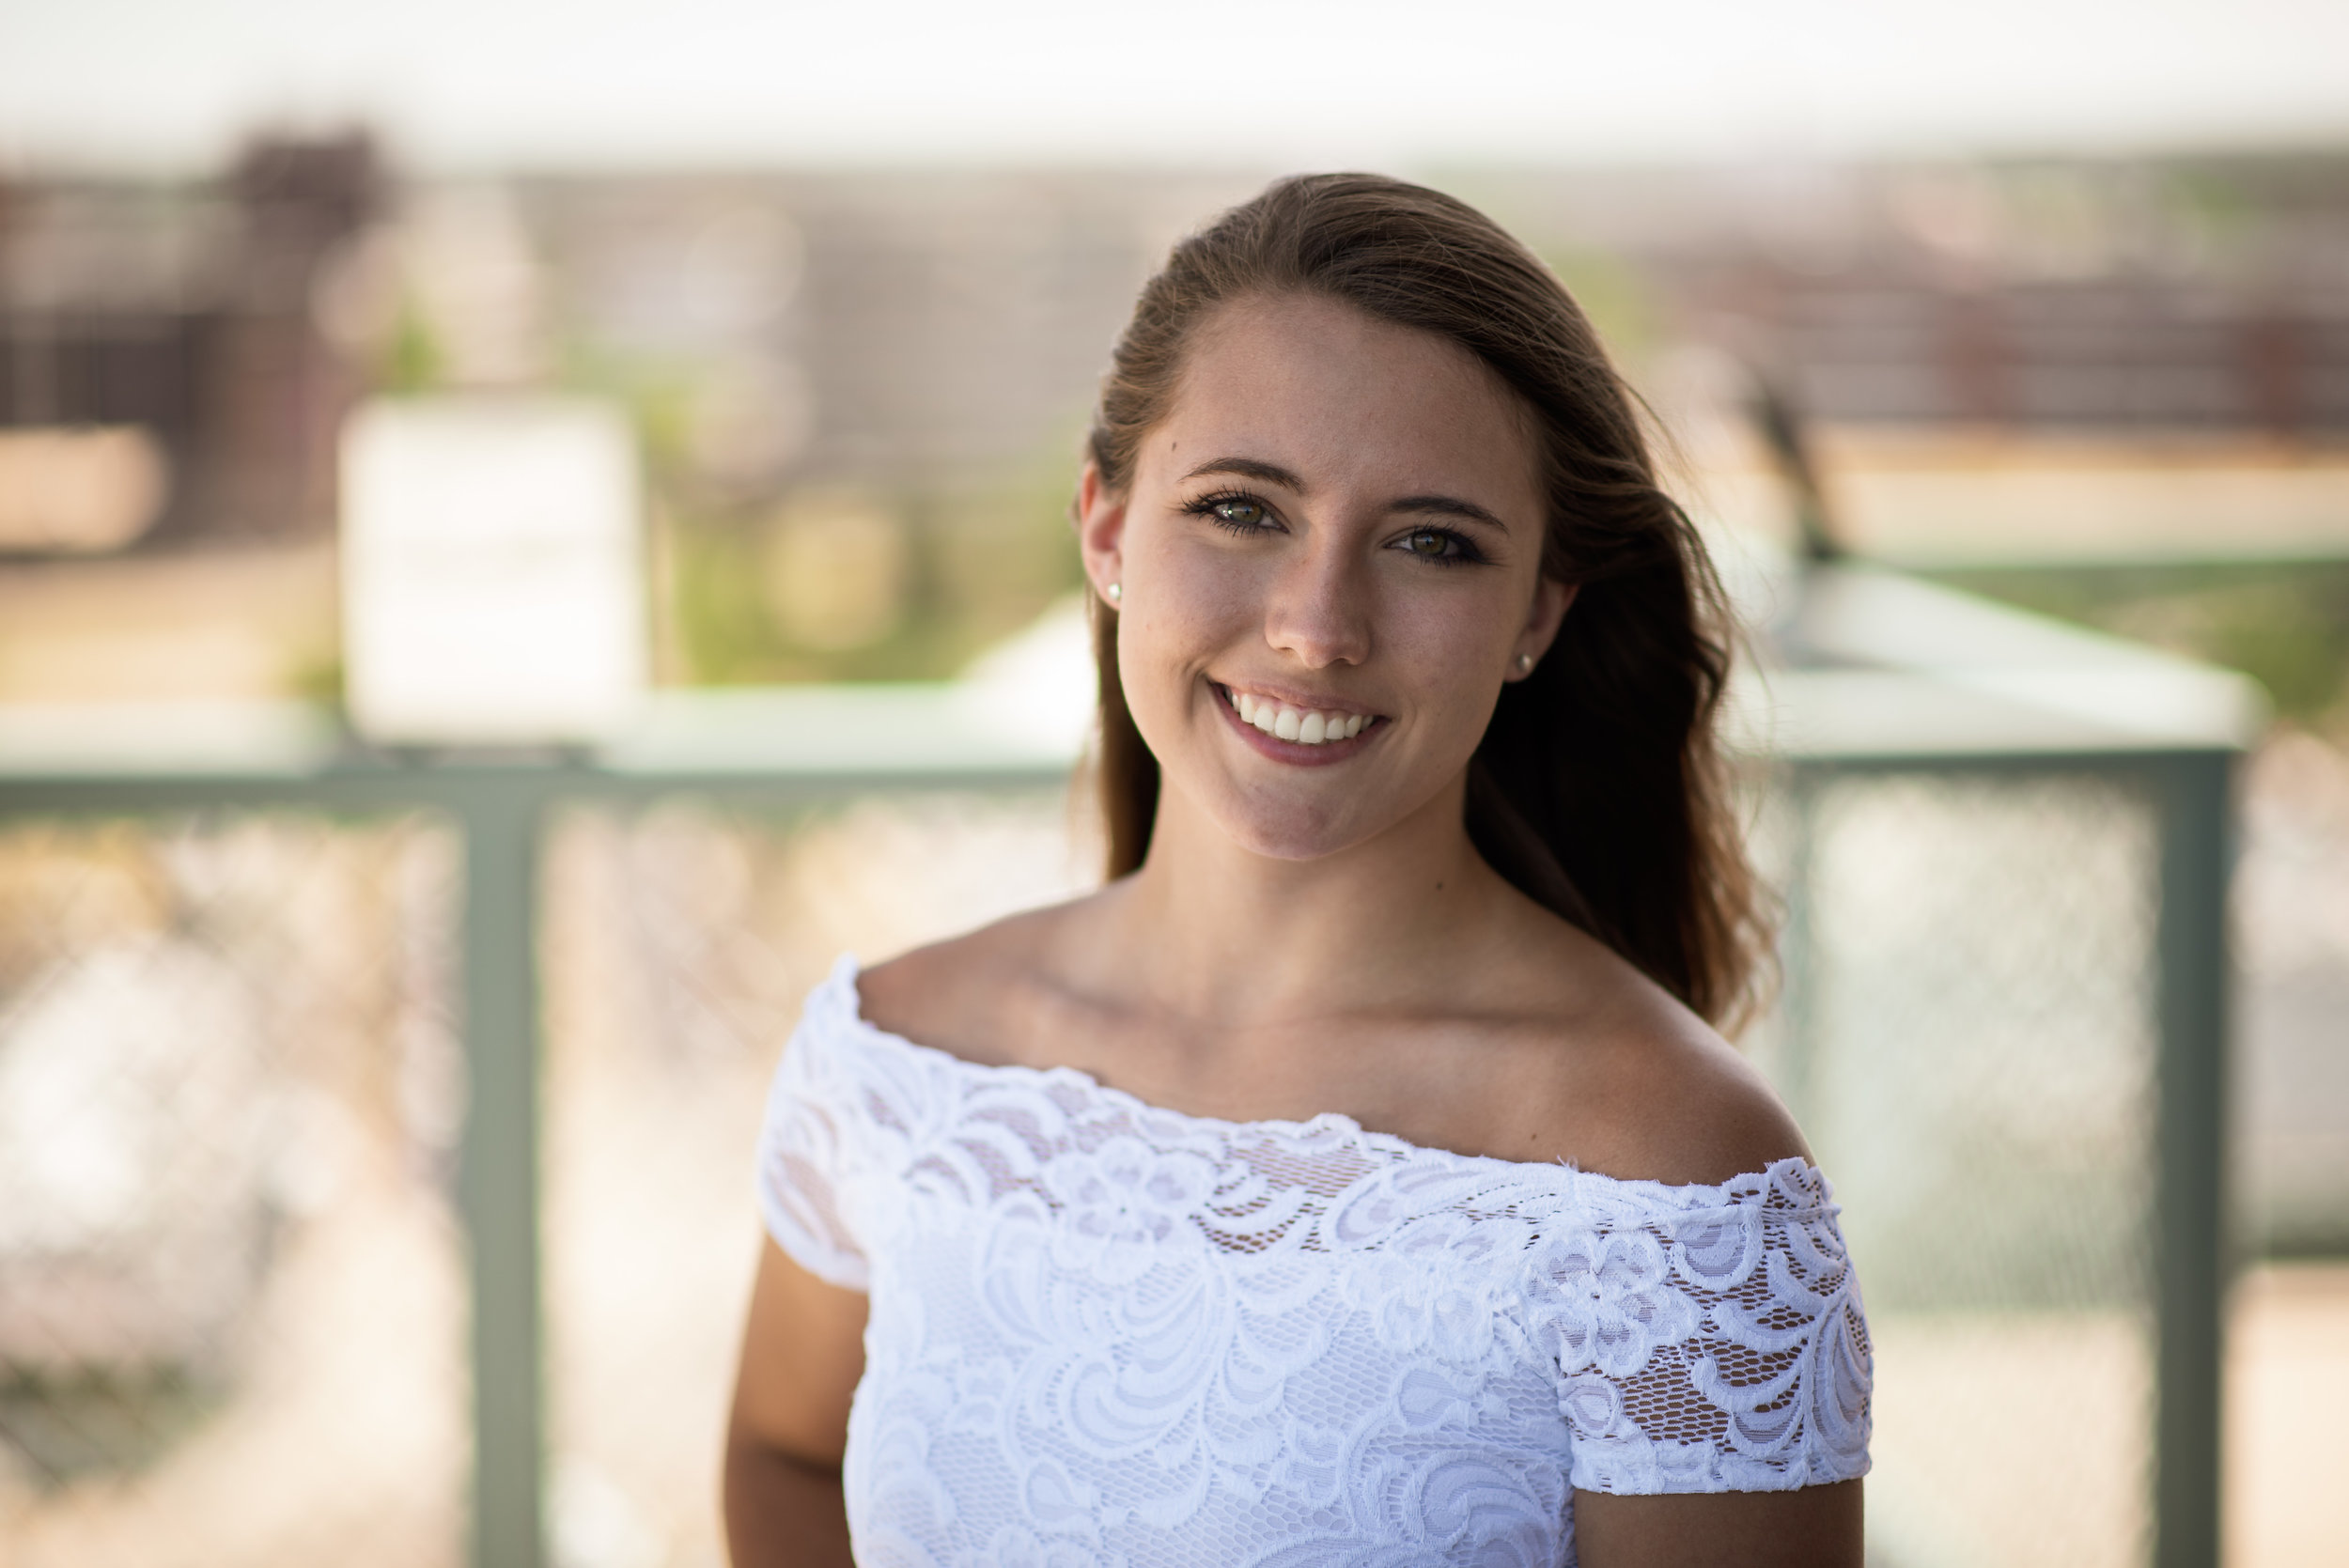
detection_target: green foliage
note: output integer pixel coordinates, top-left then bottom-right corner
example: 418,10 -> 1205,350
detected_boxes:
286,650 -> 345,707
554,340 -> 703,481
662,461 -> 1083,687
666,509 -> 783,683
379,299 -> 444,395
1925,560 -> 2349,731
552,325 -> 1087,686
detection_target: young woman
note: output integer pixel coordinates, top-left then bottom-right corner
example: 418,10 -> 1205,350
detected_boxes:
724,175 -> 1872,1567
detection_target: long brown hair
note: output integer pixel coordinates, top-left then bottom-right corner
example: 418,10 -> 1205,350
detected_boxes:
1083,173 -> 1770,1030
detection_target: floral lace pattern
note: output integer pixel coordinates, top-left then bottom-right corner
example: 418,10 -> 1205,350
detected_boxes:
756,956 -> 1872,1567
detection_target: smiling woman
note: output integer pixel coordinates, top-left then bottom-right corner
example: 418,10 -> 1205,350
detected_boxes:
723,175 -> 1871,1568
1081,181 -> 1772,1023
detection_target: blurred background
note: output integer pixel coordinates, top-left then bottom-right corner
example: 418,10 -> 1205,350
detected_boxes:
1,3 -> 2345,1566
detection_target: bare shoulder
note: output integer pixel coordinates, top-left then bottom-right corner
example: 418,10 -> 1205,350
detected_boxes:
851,892 -> 1111,1067
1492,925 -> 1812,1188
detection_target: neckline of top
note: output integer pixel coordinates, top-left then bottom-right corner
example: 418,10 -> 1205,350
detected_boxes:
818,954 -> 1833,1212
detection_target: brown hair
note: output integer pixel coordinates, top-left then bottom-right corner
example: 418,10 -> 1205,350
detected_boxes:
1083,173 -> 1770,1030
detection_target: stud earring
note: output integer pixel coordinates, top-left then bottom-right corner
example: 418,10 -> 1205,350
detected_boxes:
1107,582 -> 1122,604
1515,652 -> 1533,673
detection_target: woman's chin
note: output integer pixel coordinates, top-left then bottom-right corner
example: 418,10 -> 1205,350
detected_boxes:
1200,798 -> 1388,865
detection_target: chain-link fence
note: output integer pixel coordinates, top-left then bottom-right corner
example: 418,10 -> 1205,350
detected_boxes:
537,790 -> 1089,1568
0,813 -> 467,1568
1760,769 -> 2163,1568
2236,733 -> 2349,1260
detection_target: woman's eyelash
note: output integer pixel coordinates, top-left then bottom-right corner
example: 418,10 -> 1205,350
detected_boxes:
1180,492 -> 1488,567
1392,525 -> 1487,567
1182,489 -> 1279,534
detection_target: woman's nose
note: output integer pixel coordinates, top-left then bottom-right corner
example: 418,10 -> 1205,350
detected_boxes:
1263,544 -> 1371,669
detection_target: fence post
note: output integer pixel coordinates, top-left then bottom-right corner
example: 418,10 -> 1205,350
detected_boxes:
459,780 -> 547,1568
2152,750 -> 2232,1568
1774,764 -> 1826,1128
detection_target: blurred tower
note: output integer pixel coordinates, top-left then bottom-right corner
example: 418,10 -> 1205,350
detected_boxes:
195,132 -> 385,543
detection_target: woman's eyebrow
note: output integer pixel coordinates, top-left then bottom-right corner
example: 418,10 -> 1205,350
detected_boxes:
1181,456 -> 1306,489
1392,494 -> 1511,534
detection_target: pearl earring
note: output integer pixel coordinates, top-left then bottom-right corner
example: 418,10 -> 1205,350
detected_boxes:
1516,652 -> 1533,673
1107,582 -> 1122,604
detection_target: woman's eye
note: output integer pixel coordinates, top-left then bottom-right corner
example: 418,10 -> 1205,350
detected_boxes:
1405,528 -> 1461,560
1185,491 -> 1281,536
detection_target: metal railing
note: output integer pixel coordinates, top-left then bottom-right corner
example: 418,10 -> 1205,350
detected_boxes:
0,687 -> 1071,1568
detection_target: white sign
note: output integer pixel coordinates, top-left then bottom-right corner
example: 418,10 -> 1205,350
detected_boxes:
340,397 -> 646,745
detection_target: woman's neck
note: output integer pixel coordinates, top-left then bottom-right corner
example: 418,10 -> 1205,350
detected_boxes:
1094,772 -> 1524,1027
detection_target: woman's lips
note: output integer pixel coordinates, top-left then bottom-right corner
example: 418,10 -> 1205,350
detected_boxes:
1211,681 -> 1382,764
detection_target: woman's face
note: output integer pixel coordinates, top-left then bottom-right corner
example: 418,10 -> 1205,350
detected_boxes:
1079,290 -> 1571,863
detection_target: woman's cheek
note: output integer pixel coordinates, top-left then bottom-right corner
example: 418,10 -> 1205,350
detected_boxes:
1126,554 -> 1256,697
1112,600 -> 1206,753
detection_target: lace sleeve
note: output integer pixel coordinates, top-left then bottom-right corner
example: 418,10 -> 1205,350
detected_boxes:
754,969 -> 870,1293
1528,1159 -> 1873,1495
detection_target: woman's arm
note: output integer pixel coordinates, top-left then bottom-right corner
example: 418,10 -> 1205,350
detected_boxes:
723,1237 -> 869,1568
1572,1481 -> 1862,1568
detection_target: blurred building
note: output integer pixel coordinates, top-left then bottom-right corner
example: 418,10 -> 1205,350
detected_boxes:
0,133 -> 381,554
1469,160 -> 2349,563
9,149 -> 2349,562
520,171 -> 1242,487
1660,163 -> 2349,436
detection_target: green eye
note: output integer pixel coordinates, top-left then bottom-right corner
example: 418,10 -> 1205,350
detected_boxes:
1213,498 -> 1266,527
1407,529 -> 1455,558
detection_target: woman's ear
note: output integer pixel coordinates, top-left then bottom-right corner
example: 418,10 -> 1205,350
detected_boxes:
1510,578 -> 1578,678
1075,460 -> 1128,608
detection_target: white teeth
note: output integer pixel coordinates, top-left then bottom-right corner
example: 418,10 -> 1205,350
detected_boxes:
1227,688 -> 1375,745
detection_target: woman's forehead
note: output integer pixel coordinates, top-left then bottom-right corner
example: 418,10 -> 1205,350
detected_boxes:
1146,292 -> 1543,505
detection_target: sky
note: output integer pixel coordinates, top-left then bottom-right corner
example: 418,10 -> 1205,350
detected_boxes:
4,0 -> 2348,173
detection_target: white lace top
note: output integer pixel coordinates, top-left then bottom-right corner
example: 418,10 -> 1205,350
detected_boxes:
757,956 -> 1872,1567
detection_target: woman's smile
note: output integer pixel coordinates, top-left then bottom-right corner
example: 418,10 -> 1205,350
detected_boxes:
1208,678 -> 1384,765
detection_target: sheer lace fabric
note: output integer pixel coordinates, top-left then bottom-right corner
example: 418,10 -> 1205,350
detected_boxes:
758,957 -> 1871,1567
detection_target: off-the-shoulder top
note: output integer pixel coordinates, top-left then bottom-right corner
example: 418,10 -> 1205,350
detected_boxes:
756,955 -> 1871,1567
